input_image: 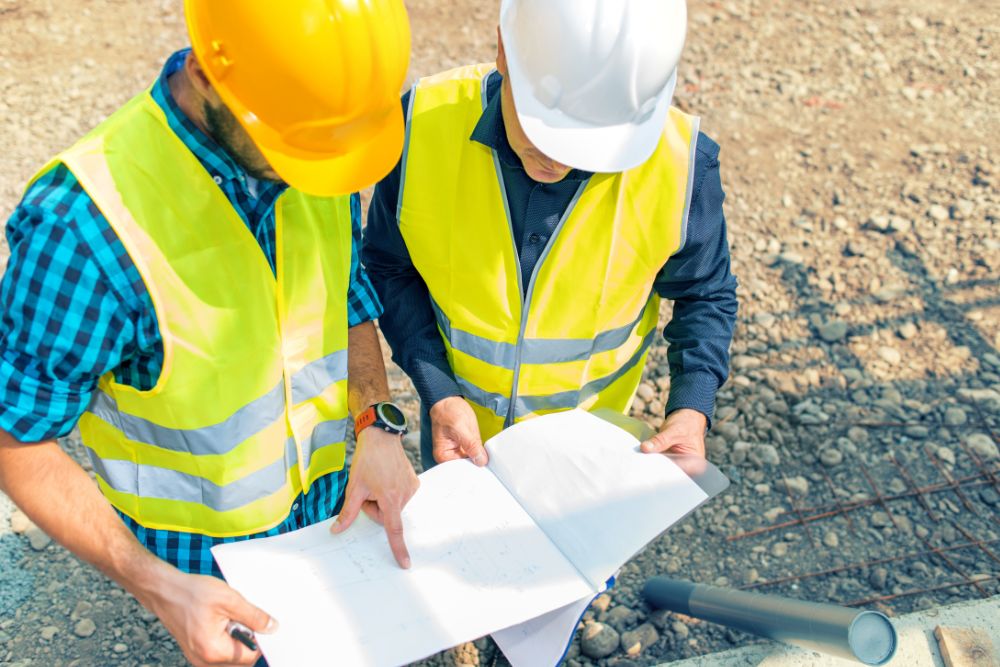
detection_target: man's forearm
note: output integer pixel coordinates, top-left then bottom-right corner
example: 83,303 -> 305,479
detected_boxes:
0,431 -> 174,606
347,321 -> 393,415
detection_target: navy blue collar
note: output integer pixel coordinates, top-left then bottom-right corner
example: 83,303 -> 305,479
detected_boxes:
470,71 -> 591,183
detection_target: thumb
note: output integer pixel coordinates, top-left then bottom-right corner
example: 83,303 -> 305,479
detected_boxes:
641,430 -> 675,454
331,484 -> 365,534
461,436 -> 488,466
227,591 -> 279,635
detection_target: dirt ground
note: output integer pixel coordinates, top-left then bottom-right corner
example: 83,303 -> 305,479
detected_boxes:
1,0 -> 998,666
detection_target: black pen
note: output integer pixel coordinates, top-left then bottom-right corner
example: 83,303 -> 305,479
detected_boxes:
226,621 -> 258,652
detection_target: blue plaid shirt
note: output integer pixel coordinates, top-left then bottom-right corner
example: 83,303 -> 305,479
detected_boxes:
0,49 -> 381,575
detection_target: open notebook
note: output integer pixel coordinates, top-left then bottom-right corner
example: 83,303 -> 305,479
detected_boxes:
212,409 -> 728,667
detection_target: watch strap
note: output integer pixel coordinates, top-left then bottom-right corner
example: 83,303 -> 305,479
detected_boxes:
354,406 -> 378,438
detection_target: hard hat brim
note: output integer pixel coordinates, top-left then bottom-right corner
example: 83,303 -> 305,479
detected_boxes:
506,58 -> 678,174
257,105 -> 406,198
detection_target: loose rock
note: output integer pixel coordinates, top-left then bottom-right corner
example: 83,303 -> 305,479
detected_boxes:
580,622 -> 620,660
73,619 -> 96,639
620,623 -> 659,657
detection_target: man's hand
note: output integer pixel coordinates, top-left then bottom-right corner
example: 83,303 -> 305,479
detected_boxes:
640,408 -> 708,458
144,565 -> 277,667
429,396 -> 488,466
331,427 -> 420,568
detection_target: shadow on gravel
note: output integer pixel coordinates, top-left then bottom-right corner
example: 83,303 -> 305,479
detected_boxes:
709,237 -> 1000,619
0,533 -> 33,617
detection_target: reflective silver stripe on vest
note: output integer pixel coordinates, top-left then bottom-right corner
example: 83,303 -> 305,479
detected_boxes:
457,326 -> 657,420
676,115 -> 702,255
290,350 -> 349,404
515,327 -> 657,414
89,379 -> 286,457
395,83 -> 418,225
88,417 -> 347,513
432,299 -> 651,369
88,435 -> 298,512
300,417 -> 350,470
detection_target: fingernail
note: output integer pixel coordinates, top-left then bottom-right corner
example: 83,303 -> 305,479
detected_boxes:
402,556 -> 412,569
473,453 -> 487,466
263,618 -> 280,634
330,520 -> 341,533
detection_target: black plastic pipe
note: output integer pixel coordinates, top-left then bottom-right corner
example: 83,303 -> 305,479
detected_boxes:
642,577 -> 897,665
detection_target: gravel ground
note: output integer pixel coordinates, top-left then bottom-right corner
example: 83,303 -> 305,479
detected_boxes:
1,0 -> 998,666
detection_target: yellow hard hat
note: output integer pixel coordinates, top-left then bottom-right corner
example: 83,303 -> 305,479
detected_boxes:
185,0 -> 411,196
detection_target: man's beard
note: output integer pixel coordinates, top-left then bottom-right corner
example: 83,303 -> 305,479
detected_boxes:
203,101 -> 280,183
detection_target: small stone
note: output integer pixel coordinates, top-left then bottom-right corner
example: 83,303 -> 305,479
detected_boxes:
869,567 -> 889,590
847,426 -> 870,444
715,421 -> 741,442
898,322 -> 918,340
26,526 -> 51,551
591,593 -> 612,614
823,531 -> 839,548
752,444 -> 781,467
871,511 -> 893,528
113,643 -> 128,654
636,382 -> 656,403
817,320 -> 848,343
928,204 -> 949,221
889,216 -> 911,234
958,389 -> 1000,412
944,407 -> 967,426
783,476 -> 809,497
9,510 -> 33,534
72,601 -> 94,620
878,346 -> 902,365
73,619 -> 97,638
965,433 -> 998,460
819,448 -> 843,467
671,621 -> 690,639
754,312 -> 776,327
41,626 -> 59,641
771,542 -> 789,558
936,447 -> 956,465
648,609 -> 672,631
980,487 -> 999,506
603,605 -> 638,632
580,622 -> 620,659
621,623 -> 659,657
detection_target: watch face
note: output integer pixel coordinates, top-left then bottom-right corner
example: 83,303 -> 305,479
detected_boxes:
377,402 -> 407,429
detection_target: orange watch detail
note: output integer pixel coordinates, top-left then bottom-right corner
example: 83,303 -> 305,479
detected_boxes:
354,406 -> 378,438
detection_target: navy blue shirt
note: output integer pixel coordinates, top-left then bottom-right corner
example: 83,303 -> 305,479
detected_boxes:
363,71 -> 737,424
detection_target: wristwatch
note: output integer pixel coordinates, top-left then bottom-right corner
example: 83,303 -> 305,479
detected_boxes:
354,401 -> 408,438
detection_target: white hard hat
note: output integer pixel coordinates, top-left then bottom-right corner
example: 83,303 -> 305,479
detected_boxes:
499,0 -> 687,173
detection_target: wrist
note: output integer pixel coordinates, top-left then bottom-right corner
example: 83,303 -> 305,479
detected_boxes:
666,408 -> 708,430
114,548 -> 179,612
429,395 -> 465,420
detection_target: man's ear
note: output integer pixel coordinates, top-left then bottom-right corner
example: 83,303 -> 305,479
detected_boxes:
496,27 -> 508,77
184,51 -> 215,102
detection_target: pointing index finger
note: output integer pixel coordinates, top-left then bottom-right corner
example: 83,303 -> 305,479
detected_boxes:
382,504 -> 411,569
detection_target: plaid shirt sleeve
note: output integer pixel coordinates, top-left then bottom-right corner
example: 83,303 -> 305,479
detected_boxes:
0,166 -> 149,442
346,192 -> 383,327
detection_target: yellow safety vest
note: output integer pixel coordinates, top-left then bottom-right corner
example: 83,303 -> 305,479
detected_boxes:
30,91 -> 352,537
398,64 -> 700,441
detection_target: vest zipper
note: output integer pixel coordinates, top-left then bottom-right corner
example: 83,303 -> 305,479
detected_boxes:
490,148 -> 590,427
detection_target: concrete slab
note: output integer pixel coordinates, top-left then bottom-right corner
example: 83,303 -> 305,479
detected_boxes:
662,596 -> 1000,667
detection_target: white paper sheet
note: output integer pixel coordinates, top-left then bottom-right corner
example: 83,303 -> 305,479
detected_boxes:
485,409 -> 710,590
491,593 -> 598,667
212,460 -> 594,667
